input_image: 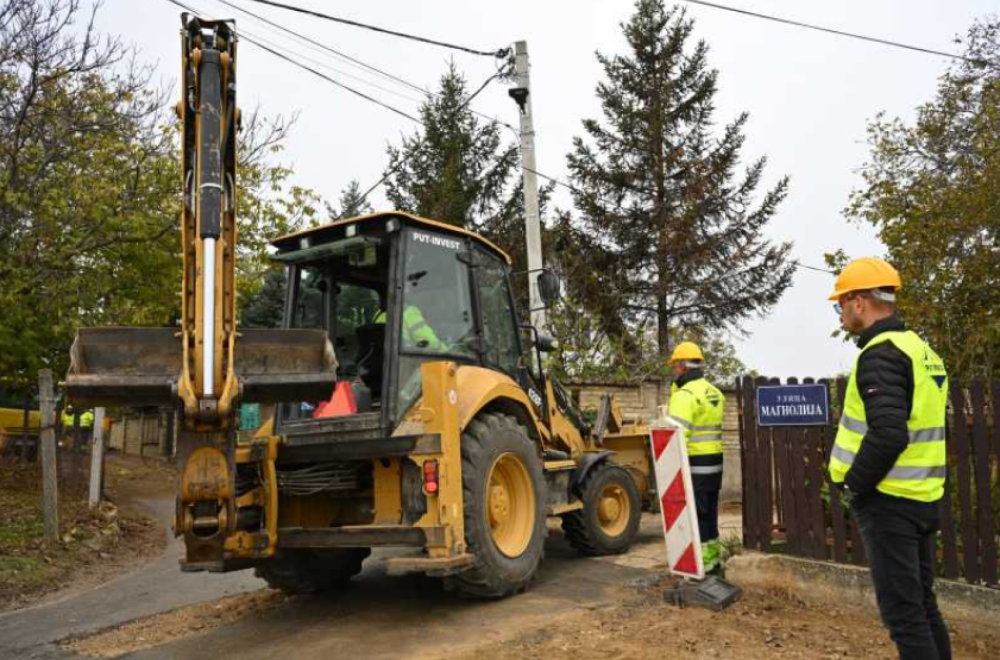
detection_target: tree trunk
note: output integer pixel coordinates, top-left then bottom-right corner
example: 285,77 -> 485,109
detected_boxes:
657,294 -> 670,362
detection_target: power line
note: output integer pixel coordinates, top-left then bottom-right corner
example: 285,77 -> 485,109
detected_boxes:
679,0 -> 986,66
243,35 -> 423,123
166,0 -> 423,122
238,27 -> 427,105
169,0 -> 515,206
237,0 -> 509,58
206,0 -> 518,132
358,68 -> 509,203
517,166 -> 838,277
211,0 -> 426,95
795,261 -> 835,275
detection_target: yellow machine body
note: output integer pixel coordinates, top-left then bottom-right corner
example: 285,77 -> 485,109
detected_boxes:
62,14 -> 655,592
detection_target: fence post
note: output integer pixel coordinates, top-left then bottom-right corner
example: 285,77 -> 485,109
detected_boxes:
89,407 -> 106,509
970,381 -> 996,586
38,369 -> 59,541
950,385 -> 979,583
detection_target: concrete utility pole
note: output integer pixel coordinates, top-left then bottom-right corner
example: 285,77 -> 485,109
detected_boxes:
88,407 -> 106,509
38,369 -> 59,541
510,40 -> 547,332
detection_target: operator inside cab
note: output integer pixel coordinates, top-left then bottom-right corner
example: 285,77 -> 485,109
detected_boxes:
372,304 -> 445,352
668,341 -> 726,575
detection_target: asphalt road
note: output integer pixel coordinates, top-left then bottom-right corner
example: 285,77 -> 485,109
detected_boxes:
0,492 -> 669,660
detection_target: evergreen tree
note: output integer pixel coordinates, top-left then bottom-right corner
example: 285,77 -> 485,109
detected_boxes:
565,0 -> 794,361
241,267 -> 287,328
383,62 -> 520,236
327,179 -> 374,219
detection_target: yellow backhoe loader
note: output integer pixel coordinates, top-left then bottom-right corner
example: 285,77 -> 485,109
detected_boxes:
65,14 -> 656,597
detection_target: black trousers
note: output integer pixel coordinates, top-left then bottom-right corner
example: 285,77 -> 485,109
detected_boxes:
852,491 -> 951,660
693,486 -> 719,542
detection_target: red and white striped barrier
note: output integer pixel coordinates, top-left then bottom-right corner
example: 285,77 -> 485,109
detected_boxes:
649,419 -> 703,580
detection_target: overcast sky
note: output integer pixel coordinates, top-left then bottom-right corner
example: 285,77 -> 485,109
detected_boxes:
88,0 -> 996,379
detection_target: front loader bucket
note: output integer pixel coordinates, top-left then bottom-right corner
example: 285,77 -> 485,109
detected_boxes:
66,326 -> 337,407
66,327 -> 180,406
236,328 -> 338,402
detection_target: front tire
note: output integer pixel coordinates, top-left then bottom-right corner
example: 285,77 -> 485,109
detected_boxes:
562,462 -> 641,556
446,413 -> 546,598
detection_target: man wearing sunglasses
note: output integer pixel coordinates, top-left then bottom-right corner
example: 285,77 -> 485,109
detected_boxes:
827,257 -> 951,660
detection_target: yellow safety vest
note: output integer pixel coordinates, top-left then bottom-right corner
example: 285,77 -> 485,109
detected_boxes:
373,307 -> 443,350
61,410 -> 94,428
670,378 -> 726,456
829,330 -> 948,503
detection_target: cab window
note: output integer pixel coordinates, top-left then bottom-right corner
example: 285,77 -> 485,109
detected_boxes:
476,252 -> 520,375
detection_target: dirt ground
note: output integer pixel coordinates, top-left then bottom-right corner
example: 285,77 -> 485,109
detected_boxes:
55,572 -> 1000,660
458,580 -> 1000,660
65,590 -> 287,658
0,454 -> 168,611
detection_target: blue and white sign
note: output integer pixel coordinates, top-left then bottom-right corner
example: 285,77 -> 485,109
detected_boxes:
756,384 -> 829,427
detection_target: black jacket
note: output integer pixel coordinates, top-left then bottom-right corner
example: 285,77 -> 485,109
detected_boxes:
845,315 -> 914,496
674,368 -> 704,389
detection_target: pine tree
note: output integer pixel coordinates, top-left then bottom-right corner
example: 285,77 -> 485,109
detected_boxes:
566,0 -> 794,361
241,268 -> 286,328
327,179 -> 374,219
383,62 -> 520,236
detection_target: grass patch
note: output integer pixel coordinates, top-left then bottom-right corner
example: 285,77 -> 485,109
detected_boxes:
0,556 -> 49,590
0,457 -> 166,611
719,532 -> 744,564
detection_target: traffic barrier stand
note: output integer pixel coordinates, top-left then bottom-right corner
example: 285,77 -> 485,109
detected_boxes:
649,417 -> 743,610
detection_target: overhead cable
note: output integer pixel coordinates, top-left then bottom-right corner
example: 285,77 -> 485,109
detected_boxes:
212,0 -> 426,94
237,0 -> 510,58
241,35 -> 423,123
166,0 -> 423,122
680,0 -> 986,66
358,68 -> 509,202
207,0 -> 517,131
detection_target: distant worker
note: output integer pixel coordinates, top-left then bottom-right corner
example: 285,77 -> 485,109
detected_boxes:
668,341 -> 726,575
373,305 -> 445,351
61,406 -> 94,429
827,257 -> 950,660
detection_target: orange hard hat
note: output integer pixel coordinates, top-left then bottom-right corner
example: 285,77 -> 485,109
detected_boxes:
828,257 -> 901,301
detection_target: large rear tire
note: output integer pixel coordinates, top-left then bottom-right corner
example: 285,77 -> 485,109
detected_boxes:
446,413 -> 546,598
562,462 -> 641,556
255,547 -> 370,595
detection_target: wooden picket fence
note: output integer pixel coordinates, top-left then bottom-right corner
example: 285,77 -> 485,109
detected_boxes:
736,376 -> 1000,587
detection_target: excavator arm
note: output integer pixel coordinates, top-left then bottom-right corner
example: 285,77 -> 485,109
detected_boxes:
65,15 -> 336,570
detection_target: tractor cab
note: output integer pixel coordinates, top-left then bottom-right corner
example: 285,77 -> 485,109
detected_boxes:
270,212 -> 552,434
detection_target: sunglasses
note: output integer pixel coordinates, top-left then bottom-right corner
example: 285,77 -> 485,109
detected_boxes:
833,292 -> 871,315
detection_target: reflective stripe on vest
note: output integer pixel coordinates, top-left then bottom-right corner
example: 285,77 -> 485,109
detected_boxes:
670,377 -> 726,456
828,330 -> 948,503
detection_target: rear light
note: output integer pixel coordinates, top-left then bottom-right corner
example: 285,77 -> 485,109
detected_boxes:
423,459 -> 439,495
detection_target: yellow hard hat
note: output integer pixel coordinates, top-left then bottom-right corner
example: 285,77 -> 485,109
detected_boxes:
828,257 -> 902,301
670,342 -> 704,363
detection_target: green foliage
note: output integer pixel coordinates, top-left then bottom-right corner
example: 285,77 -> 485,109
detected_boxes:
234,110 -> 322,307
558,0 -> 794,367
383,62 -> 521,237
326,178 -> 374,220
0,1 -> 320,384
545,295 -> 749,386
845,19 -> 1000,378
382,62 -> 559,315
0,1 -> 178,384
241,267 -> 287,329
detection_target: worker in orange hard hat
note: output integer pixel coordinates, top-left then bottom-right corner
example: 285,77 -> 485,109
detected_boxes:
668,341 -> 725,574
827,257 -> 951,660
